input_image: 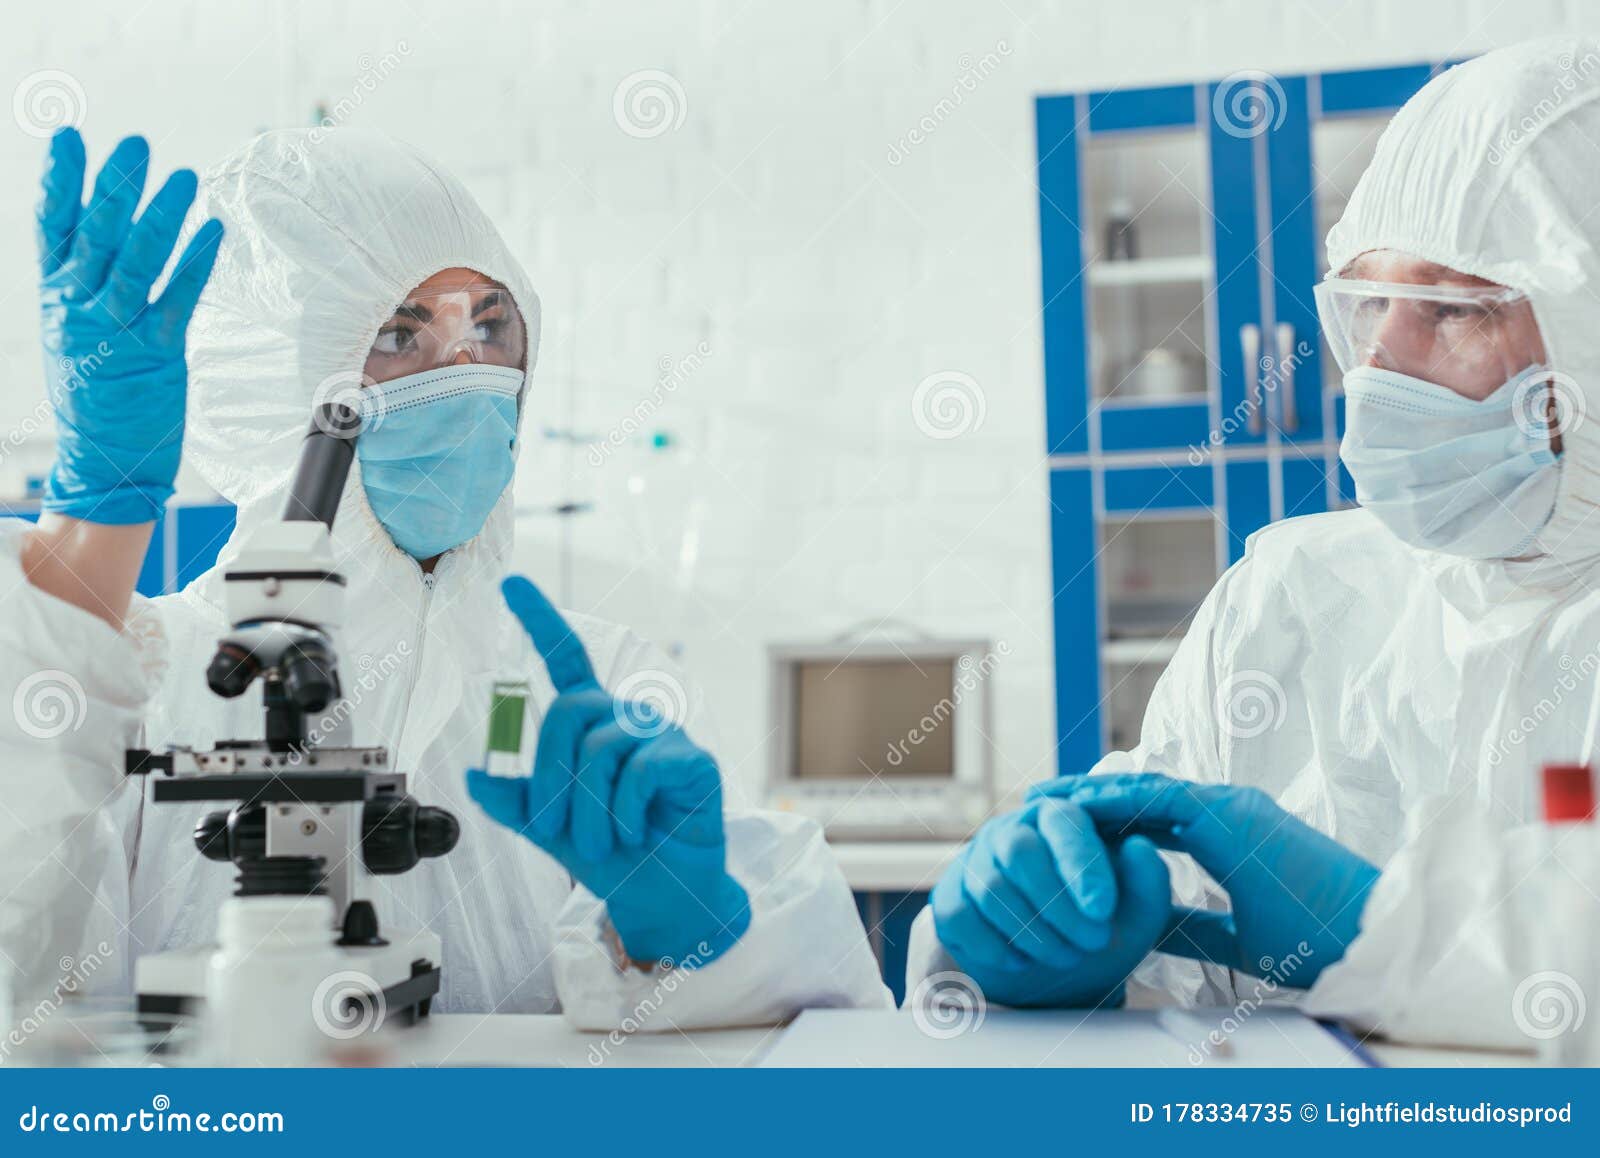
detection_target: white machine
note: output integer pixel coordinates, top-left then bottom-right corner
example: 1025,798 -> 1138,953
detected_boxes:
125,403 -> 459,1023
764,637 -> 997,840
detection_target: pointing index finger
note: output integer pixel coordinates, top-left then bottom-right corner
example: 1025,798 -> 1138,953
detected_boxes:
502,575 -> 598,693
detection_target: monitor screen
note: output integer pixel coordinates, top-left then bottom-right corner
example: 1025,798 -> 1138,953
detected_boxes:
792,657 -> 957,778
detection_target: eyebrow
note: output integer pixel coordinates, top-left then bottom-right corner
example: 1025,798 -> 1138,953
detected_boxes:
1342,257 -> 1453,278
392,302 -> 433,323
1341,256 -> 1495,288
473,291 -> 505,315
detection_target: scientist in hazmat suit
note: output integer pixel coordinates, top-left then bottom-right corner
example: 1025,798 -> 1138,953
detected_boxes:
910,36 -> 1600,1050
4,125 -> 889,1026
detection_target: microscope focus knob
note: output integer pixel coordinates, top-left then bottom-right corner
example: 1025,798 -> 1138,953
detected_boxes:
362,797 -> 460,874
195,810 -> 232,861
194,806 -> 268,862
415,806 -> 461,859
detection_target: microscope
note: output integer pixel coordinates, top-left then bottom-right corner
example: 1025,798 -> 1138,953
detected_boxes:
126,402 -> 460,1024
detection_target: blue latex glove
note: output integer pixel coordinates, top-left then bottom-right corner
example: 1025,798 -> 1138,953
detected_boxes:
467,576 -> 751,967
930,797 -> 1172,1007
36,129 -> 224,524
1040,773 -> 1381,986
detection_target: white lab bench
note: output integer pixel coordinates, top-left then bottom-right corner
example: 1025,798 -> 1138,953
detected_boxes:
384,1014 -> 1534,1068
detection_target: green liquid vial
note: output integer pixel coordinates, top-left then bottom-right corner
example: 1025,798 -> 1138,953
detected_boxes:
484,679 -> 530,775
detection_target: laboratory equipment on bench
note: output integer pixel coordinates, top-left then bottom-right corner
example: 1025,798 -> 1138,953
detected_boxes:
124,401 -> 460,1030
763,632 -> 996,840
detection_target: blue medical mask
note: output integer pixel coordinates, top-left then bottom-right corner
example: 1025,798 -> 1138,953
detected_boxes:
356,363 -> 522,559
1338,365 -> 1560,560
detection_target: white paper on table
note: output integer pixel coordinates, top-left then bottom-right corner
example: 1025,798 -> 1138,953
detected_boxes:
757,1007 -> 1369,1067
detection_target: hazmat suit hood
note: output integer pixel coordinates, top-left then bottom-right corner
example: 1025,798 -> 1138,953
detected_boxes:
181,127 -> 541,581
1326,37 -> 1600,591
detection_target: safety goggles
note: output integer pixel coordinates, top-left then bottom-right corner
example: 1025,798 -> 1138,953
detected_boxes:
1313,278 -> 1545,396
363,282 -> 527,384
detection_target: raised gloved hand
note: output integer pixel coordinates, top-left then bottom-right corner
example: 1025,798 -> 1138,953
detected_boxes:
930,796 -> 1171,1007
467,576 -> 750,967
1041,773 -> 1380,986
37,129 -> 224,524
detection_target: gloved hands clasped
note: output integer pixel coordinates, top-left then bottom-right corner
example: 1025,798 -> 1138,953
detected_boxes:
467,576 -> 751,968
931,798 -> 1172,1007
37,129 -> 223,524
932,773 -> 1381,1006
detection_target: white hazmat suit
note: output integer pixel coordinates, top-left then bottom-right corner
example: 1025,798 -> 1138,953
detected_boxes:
0,128 -> 890,1027
907,37 -> 1600,1050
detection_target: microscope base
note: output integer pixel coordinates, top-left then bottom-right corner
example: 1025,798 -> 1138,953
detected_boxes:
135,927 -> 444,1026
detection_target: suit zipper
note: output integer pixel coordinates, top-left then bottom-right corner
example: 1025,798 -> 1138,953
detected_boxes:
391,571 -> 435,762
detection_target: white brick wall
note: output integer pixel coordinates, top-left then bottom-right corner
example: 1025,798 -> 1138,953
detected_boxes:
0,0 -> 1586,802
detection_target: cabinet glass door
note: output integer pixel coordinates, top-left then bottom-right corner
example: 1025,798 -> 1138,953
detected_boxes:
1083,85 -> 1246,456
1098,508 -> 1218,755
1084,128 -> 1211,409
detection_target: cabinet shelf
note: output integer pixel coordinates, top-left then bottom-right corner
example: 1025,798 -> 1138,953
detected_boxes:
1088,255 -> 1212,287
1097,390 -> 1209,409
1102,637 -> 1183,665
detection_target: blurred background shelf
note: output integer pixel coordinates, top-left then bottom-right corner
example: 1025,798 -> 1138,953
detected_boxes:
1101,637 -> 1184,665
1087,254 -> 1212,287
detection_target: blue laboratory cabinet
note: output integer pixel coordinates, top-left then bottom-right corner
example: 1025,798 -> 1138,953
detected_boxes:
1039,62 -> 1460,775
